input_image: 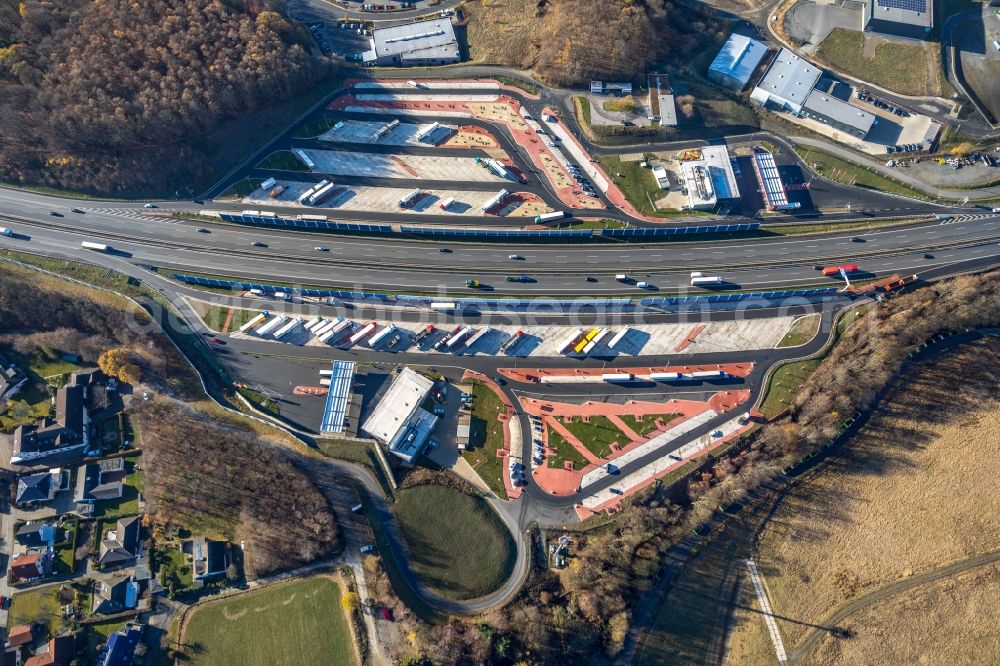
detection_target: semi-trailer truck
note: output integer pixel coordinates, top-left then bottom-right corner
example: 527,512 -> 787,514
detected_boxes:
534,211 -> 565,224
81,241 -> 110,252
691,276 -> 724,286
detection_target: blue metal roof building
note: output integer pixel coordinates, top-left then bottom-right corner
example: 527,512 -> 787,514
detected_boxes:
321,360 -> 356,434
708,34 -> 769,91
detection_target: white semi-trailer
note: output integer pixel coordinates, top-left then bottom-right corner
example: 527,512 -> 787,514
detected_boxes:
348,322 -> 378,345
293,148 -> 316,170
691,276 -> 724,286
255,316 -> 286,336
272,318 -> 302,340
81,241 -> 110,252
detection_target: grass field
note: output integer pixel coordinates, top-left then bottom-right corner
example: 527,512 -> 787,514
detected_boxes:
7,586 -> 64,635
602,96 -> 636,113
318,439 -> 396,501
816,29 -> 939,97
759,358 -> 822,420
195,304 -> 261,333
256,150 -> 308,172
619,413 -> 680,437
393,484 -> 515,600
546,428 -> 591,470
727,341 -> 1000,659
793,144 -> 929,199
777,313 -> 821,348
461,380 -> 508,499
181,577 -> 355,666
805,562 -> 1000,665
560,415 -> 629,458
595,155 -> 670,217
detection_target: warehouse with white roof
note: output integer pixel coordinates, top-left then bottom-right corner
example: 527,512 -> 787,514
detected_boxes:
362,18 -> 460,67
750,48 -> 822,114
708,34 -> 769,91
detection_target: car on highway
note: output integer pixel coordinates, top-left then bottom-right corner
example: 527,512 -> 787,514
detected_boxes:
505,275 -> 530,282
196,227 -> 210,233
992,207 -> 1000,213
586,276 -> 598,282
465,279 -> 480,288
143,203 -> 157,209
250,241 -> 266,247
71,208 -> 84,214
49,211 -> 63,217
508,253 -> 522,260
314,246 -> 329,252
924,252 -> 934,259
439,247 -> 452,253
851,236 -> 865,242
636,281 -> 652,289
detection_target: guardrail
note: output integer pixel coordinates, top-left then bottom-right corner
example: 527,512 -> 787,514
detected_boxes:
639,288 -> 840,306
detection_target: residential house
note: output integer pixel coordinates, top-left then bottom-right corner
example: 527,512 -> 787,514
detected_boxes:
11,552 -> 52,581
96,624 -> 143,666
15,521 -> 59,549
6,624 -> 34,648
92,576 -> 140,615
74,457 -> 125,515
11,380 -> 88,466
24,635 -> 75,666
15,469 -> 65,506
0,353 -> 28,401
190,537 -> 228,583
98,516 -> 140,567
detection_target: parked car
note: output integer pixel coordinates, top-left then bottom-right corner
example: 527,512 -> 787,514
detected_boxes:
360,545 -> 375,554
433,407 -> 445,416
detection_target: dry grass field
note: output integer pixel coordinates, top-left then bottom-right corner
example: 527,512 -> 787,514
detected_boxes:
726,340 -> 1000,661
806,562 -> 1000,666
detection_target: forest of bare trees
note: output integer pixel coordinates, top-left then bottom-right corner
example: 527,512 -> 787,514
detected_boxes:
137,399 -> 340,578
0,0 -> 332,194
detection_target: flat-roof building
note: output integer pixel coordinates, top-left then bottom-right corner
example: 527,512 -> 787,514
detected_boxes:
708,34 -> 769,91
750,48 -> 822,114
679,146 -> 741,210
362,18 -> 460,67
362,367 -> 437,463
320,360 -> 356,434
865,0 -> 933,39
800,89 -> 877,138
751,151 -> 800,210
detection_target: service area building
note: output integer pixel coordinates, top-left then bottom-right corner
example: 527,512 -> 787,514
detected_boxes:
800,89 -> 877,138
362,368 -> 438,463
679,146 -> 741,210
750,48 -> 822,113
864,0 -> 933,40
751,151 -> 799,210
362,18 -> 460,67
708,34 -> 769,91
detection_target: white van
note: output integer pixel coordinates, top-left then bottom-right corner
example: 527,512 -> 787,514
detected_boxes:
690,271 -> 704,278
637,281 -> 650,289
615,274 -> 630,282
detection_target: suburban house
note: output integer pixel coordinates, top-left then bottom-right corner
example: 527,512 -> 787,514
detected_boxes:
15,521 -> 60,549
189,537 -> 229,584
11,378 -> 88,466
0,353 -> 28,401
93,576 -> 140,614
23,635 -> 75,666
98,515 -> 141,567
96,624 -> 144,666
74,457 -> 125,515
11,552 -> 52,581
15,469 -> 67,506
6,624 -> 34,648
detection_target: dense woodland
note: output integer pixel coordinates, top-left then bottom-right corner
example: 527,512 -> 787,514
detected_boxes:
467,0 -> 726,86
0,0 -> 331,194
137,399 -> 340,578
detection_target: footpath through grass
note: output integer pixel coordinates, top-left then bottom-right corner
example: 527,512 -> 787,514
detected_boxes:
181,577 -> 355,666
393,484 -> 515,600
462,380 -> 508,499
793,144 -> 929,200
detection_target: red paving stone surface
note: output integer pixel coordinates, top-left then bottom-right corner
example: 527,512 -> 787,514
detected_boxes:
674,324 -> 705,352
523,390 -> 752,496
220,307 -> 235,334
575,421 -> 756,518
500,362 -> 754,383
390,155 -> 419,177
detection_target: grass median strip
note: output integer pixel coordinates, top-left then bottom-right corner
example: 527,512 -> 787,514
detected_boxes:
546,428 -> 591,470
560,415 -> 628,459
759,359 -> 822,420
462,380 -> 508,499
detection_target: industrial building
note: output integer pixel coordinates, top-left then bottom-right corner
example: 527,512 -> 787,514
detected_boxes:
800,89 -> 878,138
750,48 -> 822,113
362,18 -> 460,67
708,34 -> 769,91
678,146 -> 741,210
590,81 -> 633,95
864,0 -> 933,40
320,360 -> 358,435
751,151 -> 800,211
647,73 -> 678,126
361,367 -> 438,463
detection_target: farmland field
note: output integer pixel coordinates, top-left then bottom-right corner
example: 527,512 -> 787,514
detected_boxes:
180,577 -> 355,666
727,340 -> 1000,661
394,484 -> 515,600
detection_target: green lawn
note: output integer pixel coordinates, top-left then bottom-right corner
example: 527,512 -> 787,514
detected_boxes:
216,178 -> 263,199
462,381 -> 508,499
393,484 -> 515,600
200,305 -> 261,333
181,577 -> 356,666
0,380 -> 52,431
55,522 -> 77,575
293,116 -> 342,139
560,415 -> 629,459
777,314 -> 821,348
602,97 -> 636,113
546,429 -> 591,471
619,413 -> 680,437
595,155 -> 670,217
159,543 -> 194,591
85,619 -> 128,663
759,359 -> 822,420
816,28 -> 938,97
793,144 -> 929,200
7,586 -> 63,635
257,150 -> 309,172
4,348 -> 83,380
318,439 -> 396,501
91,455 -> 142,518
